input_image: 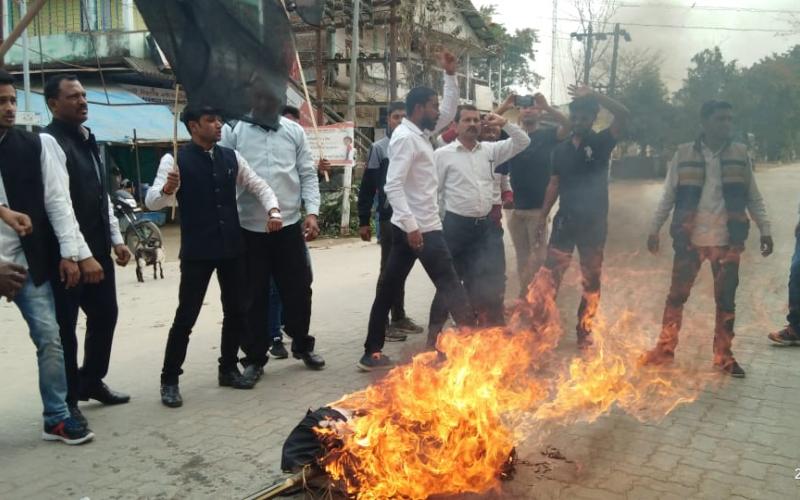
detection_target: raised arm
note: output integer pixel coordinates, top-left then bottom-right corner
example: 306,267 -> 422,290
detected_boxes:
568,84 -> 630,139
145,153 -> 179,211
432,49 -> 459,135
483,114 -> 531,165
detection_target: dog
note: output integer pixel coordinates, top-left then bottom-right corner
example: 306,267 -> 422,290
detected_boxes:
135,244 -> 165,283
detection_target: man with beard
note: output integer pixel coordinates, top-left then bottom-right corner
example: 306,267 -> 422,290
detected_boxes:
43,74 -> 133,425
645,100 -> 772,377
358,50 -> 475,371
0,69 -> 93,444
427,105 -> 530,345
538,85 -> 630,349
495,93 -> 570,298
357,101 -> 424,343
147,104 -> 281,407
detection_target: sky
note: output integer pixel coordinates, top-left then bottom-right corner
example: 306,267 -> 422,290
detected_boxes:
472,0 -> 800,103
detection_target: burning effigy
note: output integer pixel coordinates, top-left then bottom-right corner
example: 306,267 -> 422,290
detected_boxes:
257,269 -> 716,500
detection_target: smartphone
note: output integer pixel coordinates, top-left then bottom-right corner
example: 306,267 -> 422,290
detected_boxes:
515,95 -> 535,107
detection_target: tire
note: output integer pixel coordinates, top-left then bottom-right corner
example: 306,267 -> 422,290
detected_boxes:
125,220 -> 163,253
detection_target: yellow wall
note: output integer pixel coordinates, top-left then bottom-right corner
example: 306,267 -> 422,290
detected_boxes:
11,0 -> 127,36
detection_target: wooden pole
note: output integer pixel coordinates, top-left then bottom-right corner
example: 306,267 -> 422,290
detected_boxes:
389,1 -> 398,101
133,129 -> 143,206
170,83 -> 180,219
0,0 -> 48,62
315,25 -> 325,125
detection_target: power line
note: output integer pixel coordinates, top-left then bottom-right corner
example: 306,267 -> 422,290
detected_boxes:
523,14 -> 797,34
618,2 -> 800,15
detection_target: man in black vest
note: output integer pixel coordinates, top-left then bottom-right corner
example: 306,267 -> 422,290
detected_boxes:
645,100 -> 773,378
43,74 -> 132,421
0,69 -> 93,444
146,104 -> 282,408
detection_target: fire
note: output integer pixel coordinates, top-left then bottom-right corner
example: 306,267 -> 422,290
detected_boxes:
316,268 -> 718,499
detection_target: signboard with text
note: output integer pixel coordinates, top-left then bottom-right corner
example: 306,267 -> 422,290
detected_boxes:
305,122 -> 355,167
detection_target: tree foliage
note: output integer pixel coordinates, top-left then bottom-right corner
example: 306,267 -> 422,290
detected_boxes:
476,5 -> 542,92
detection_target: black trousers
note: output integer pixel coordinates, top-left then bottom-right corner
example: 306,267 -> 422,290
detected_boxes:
241,223 -> 315,367
429,213 -> 506,339
543,211 -> 607,337
364,225 -> 474,354
51,254 -> 118,405
161,257 -> 247,385
378,219 -> 407,322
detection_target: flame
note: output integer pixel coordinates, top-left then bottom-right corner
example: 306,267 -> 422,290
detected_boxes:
316,267 -> 719,499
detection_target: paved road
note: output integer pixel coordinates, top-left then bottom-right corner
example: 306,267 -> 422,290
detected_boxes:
1,166 -> 799,499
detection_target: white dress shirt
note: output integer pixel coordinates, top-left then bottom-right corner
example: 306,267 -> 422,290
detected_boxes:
0,132 -> 90,267
385,73 -> 459,233
650,144 -> 771,246
145,148 -> 279,215
436,123 -> 530,218
219,116 -> 320,231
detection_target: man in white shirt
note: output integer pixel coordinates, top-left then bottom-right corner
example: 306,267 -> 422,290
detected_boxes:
146,105 -> 281,407
428,105 -> 530,345
0,69 -> 93,444
358,49 -> 475,371
220,93 -> 325,376
644,100 -> 773,378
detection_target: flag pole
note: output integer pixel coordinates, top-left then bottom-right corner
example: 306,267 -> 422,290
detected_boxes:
281,1 -> 329,182
170,83 -> 180,219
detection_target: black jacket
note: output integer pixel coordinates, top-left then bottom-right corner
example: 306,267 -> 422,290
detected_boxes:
44,119 -> 112,258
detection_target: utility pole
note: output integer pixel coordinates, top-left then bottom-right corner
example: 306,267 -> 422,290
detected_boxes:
389,0 -> 397,101
342,0 -> 361,236
347,0 -> 360,122
583,23 -> 592,86
608,23 -> 631,96
571,22 -> 630,90
20,0 -> 32,131
315,26 -> 325,124
550,0 -> 557,99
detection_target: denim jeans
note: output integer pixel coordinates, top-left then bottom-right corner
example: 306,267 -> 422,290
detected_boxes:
14,277 -> 70,426
787,233 -> 800,329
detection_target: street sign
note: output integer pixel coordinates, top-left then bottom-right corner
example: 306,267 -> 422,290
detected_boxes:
16,111 -> 41,126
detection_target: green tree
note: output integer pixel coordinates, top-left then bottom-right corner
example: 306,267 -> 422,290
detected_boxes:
476,4 -> 543,93
618,63 -> 675,155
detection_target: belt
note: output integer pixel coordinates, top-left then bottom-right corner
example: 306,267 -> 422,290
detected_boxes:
446,211 -> 490,226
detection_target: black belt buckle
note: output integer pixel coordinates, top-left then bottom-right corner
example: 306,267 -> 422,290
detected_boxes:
474,216 -> 488,225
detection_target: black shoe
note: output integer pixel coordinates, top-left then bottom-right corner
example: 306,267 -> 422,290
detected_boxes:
160,384 -> 183,408
293,351 -> 326,370
391,317 -> 424,334
80,382 -> 130,405
385,326 -> 408,342
241,364 -> 264,386
42,416 -> 94,445
269,340 -> 290,359
716,360 -> 746,378
218,368 -> 255,389
357,352 -> 395,372
68,404 -> 88,428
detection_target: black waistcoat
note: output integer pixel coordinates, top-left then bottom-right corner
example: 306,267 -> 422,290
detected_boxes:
0,129 -> 56,285
45,119 -> 111,258
175,143 -> 244,260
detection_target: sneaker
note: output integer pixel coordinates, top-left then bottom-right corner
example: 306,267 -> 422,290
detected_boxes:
768,326 -> 800,346
357,352 -> 395,372
241,364 -> 264,385
68,404 -> 88,428
391,317 -> 424,334
385,327 -> 408,342
42,417 -> 94,445
715,360 -> 746,378
269,340 -> 290,359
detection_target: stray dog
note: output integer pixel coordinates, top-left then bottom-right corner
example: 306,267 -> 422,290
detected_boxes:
135,244 -> 165,283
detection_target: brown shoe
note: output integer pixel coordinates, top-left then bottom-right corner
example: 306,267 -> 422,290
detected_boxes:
768,326 -> 800,346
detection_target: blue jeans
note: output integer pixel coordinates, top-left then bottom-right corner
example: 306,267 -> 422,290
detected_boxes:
14,277 -> 70,426
787,233 -> 800,329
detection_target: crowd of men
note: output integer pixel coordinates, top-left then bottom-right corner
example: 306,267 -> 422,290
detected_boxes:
0,47 -> 796,446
